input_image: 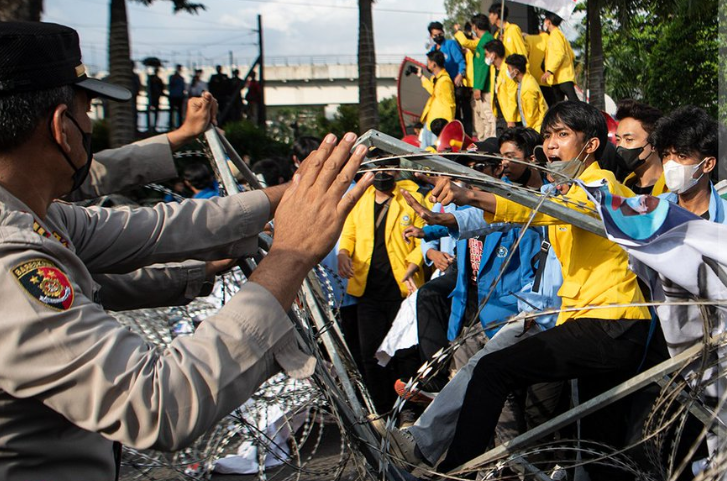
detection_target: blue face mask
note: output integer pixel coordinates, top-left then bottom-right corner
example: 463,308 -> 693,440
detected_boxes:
53,112 -> 93,192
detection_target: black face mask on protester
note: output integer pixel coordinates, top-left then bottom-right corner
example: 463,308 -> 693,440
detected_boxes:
616,144 -> 650,172
373,172 -> 396,192
432,34 -> 445,45
52,112 -> 93,192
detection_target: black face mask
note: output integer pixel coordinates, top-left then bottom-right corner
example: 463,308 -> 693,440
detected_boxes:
53,113 -> 93,192
432,34 -> 445,45
373,172 -> 396,192
616,144 -> 649,172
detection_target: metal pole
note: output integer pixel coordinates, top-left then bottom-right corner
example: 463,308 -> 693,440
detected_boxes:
257,14 -> 266,129
500,0 -> 505,38
584,0 -> 590,102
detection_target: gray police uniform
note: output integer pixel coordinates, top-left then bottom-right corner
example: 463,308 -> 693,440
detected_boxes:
0,187 -> 314,480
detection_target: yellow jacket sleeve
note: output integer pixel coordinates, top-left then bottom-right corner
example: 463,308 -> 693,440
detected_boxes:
454,31 -> 478,51
339,208 -> 356,254
498,74 -> 519,123
404,211 -> 426,267
520,76 -> 547,131
545,32 -> 566,77
436,76 -> 456,120
421,75 -> 434,95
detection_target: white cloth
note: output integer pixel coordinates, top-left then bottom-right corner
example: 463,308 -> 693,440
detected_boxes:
376,292 -> 419,366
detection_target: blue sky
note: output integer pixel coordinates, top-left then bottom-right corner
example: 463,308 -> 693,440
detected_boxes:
43,0 -> 448,73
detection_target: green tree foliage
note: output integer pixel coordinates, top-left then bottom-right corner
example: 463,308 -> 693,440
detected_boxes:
443,0 -> 480,35
377,96 -> 403,138
597,0 -> 717,116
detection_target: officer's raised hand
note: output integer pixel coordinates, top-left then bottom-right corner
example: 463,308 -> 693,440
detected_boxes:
167,92 -> 218,150
249,133 -> 373,309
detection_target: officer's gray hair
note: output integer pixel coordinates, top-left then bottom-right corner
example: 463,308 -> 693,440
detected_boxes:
0,85 -> 75,152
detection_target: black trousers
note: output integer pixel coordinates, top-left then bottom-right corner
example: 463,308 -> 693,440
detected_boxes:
339,304 -> 364,376
540,85 -> 556,107
358,297 -> 403,413
552,81 -> 579,103
415,268 -> 458,391
440,318 -> 651,478
455,87 -> 473,137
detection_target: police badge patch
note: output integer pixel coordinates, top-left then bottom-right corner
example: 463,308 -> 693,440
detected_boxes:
13,259 -> 74,310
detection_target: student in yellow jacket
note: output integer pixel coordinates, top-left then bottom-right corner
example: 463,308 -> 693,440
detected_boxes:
338,174 -> 426,411
542,12 -> 578,103
418,50 -> 456,147
525,30 -> 555,106
614,99 -> 669,196
422,101 -> 653,477
505,54 -> 547,132
484,39 -> 519,127
489,4 -> 528,123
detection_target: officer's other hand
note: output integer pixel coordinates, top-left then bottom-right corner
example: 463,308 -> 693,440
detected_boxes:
272,133 -> 373,269
414,173 -> 469,207
168,92 -> 218,150
401,262 -> 419,294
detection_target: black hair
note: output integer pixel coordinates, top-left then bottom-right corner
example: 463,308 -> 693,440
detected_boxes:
471,13 -> 491,32
544,12 -> 563,26
430,118 -> 449,137
182,162 -> 215,190
291,135 -> 321,162
484,39 -> 505,58
615,99 -> 663,139
652,105 -> 718,159
428,21 -> 444,34
488,4 -> 509,20
252,157 -> 292,187
0,85 -> 75,152
427,50 -> 446,68
498,127 -> 543,158
541,101 -> 608,159
505,54 -> 527,74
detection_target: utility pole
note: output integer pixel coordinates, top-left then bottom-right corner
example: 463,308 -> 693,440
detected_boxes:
257,14 -> 266,129
229,50 -> 233,72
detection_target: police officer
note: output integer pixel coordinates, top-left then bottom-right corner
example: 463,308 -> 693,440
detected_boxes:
0,21 -> 371,480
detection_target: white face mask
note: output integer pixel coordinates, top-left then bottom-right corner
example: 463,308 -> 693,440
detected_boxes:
663,159 -> 706,194
506,69 -> 515,80
485,56 -> 493,66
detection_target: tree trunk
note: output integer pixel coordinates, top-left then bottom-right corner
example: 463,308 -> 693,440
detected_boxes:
587,0 -> 605,110
0,0 -> 42,21
358,0 -> 379,132
108,0 -> 136,148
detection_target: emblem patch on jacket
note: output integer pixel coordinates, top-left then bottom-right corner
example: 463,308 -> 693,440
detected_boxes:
400,214 -> 412,227
13,259 -> 74,310
497,246 -> 508,258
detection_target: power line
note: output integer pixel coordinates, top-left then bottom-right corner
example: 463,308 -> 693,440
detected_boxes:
232,0 -> 445,15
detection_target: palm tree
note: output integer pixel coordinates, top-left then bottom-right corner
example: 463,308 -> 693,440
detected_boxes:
358,0 -> 379,132
0,0 -> 42,21
107,0 -> 204,148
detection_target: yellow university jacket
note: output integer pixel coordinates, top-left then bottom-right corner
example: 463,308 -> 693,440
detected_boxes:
494,22 -> 528,123
340,180 -> 426,298
490,64 -> 519,123
485,162 -> 650,325
454,31 -> 476,88
518,73 -> 547,132
544,27 -> 576,85
525,33 -> 548,86
624,171 -> 668,196
420,69 -> 456,129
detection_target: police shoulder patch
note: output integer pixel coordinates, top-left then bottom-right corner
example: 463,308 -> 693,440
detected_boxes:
13,259 -> 74,311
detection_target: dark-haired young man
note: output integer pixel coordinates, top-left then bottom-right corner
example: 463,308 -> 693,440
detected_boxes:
505,54 -> 547,132
183,162 -> 220,198
542,12 -> 578,102
384,102 -> 651,479
417,50 -> 456,148
498,126 -> 545,190
615,99 -> 666,195
652,105 -> 725,222
454,14 -> 496,140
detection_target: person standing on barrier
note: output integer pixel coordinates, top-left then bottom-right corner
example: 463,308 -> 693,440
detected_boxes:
0,21 -> 373,481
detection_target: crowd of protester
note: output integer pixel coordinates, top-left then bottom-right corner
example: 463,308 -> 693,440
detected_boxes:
328,5 -> 725,481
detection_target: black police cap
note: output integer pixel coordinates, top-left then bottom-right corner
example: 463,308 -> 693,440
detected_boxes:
0,21 -> 131,101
